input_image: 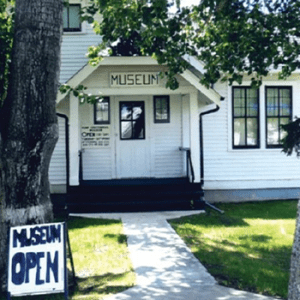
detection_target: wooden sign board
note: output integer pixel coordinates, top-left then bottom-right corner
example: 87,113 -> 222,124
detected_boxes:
110,72 -> 159,87
7,222 -> 67,298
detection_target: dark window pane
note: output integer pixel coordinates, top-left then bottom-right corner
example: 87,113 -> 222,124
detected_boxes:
154,96 -> 169,123
69,5 -> 80,28
132,121 -> 144,139
63,8 -> 68,28
63,5 -> 81,31
95,98 -> 109,123
132,105 -> 143,120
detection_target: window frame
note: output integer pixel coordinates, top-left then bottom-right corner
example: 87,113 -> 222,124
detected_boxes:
153,95 -> 170,123
232,86 -> 260,149
265,86 -> 293,148
119,101 -> 145,140
63,4 -> 81,32
94,97 -> 110,125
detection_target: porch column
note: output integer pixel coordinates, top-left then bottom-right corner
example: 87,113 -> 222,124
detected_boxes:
189,91 -> 201,183
69,94 -> 80,186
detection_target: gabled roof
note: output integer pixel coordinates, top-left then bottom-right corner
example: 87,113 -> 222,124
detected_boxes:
56,56 -> 221,105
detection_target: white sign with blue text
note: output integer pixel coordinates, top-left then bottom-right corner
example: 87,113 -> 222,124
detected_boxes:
7,222 -> 66,297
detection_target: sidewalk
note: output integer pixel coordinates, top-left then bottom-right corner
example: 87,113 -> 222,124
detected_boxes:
71,211 -> 280,300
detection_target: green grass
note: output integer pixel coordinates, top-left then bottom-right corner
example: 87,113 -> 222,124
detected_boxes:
170,200 -> 297,299
1,216 -> 135,300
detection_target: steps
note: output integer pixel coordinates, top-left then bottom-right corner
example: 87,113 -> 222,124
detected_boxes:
62,179 -> 204,213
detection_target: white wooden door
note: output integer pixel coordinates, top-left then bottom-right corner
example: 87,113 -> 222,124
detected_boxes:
115,97 -> 151,178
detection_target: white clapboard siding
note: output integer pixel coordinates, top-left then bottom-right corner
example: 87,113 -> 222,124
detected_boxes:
203,80 -> 300,190
82,148 -> 112,180
153,96 -> 184,178
60,23 -> 102,83
49,116 -> 67,185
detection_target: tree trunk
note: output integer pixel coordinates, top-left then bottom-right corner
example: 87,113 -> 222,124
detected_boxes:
0,0 -> 63,290
289,200 -> 300,299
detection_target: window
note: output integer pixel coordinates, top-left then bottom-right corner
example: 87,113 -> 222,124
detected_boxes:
266,87 -> 292,147
232,87 -> 259,148
63,4 -> 81,32
154,96 -> 170,123
120,101 -> 145,140
94,97 -> 110,124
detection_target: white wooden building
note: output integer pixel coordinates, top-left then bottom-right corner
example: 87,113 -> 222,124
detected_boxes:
49,1 -> 300,206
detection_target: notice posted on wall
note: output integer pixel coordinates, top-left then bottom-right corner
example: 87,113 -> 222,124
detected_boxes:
7,222 -> 66,297
81,126 -> 110,148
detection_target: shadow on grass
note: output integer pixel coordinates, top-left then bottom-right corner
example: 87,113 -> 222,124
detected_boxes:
66,217 -> 121,230
171,211 -> 249,228
238,234 -> 272,243
104,233 -> 127,244
74,271 -> 134,296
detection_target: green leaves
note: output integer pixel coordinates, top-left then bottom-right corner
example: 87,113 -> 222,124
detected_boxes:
81,0 -> 300,89
59,84 -> 104,105
281,118 -> 300,157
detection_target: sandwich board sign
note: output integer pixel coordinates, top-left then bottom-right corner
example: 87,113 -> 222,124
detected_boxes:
7,222 -> 67,299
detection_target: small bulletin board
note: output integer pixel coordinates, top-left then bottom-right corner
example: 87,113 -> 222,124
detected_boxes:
81,126 -> 110,148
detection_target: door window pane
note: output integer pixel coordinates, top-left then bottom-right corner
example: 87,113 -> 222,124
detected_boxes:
121,122 -> 132,139
120,101 -> 145,140
121,103 -> 132,120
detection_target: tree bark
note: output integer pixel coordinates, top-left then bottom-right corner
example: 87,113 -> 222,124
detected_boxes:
0,0 -> 63,289
288,200 -> 300,299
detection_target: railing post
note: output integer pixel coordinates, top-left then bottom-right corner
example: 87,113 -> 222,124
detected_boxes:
179,147 -> 195,183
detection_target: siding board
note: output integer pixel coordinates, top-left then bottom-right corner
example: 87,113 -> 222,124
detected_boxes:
49,116 -> 67,185
203,80 -> 300,190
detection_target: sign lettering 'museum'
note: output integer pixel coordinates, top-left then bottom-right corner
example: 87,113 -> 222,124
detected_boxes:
110,72 -> 159,87
8,223 -> 66,297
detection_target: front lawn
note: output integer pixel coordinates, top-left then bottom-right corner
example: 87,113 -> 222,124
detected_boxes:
170,200 -> 297,299
1,216 -> 135,300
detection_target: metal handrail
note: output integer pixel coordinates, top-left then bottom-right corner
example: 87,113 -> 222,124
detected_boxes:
179,147 -> 195,183
79,150 -> 83,183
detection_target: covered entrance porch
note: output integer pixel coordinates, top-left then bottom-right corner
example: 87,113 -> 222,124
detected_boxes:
53,57 -> 221,213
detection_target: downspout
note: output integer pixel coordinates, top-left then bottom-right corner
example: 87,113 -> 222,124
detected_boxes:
199,97 -> 225,214
56,113 -> 70,194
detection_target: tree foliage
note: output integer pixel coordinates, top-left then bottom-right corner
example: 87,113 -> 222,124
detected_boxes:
80,0 -> 300,90
282,118 -> 300,156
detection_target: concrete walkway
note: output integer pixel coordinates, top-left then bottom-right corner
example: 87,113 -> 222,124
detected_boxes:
71,211 -> 280,300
